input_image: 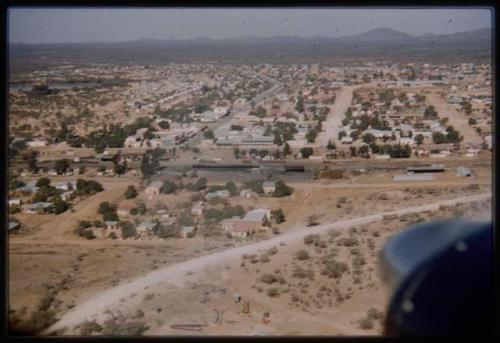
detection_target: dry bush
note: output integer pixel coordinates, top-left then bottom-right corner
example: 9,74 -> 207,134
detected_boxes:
321,259 -> 349,279
304,234 -> 320,245
367,308 -> 384,321
260,253 -> 270,263
79,320 -> 103,335
268,246 -> 278,255
292,266 -> 314,279
267,288 -> 280,297
296,250 -> 310,260
358,317 -> 374,330
337,237 -> 359,247
260,274 -> 278,284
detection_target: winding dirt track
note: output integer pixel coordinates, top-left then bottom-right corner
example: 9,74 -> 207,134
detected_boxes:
45,192 -> 491,334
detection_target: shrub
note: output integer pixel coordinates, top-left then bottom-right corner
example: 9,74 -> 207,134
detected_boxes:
304,234 -> 319,245
267,288 -> 280,297
358,318 -> 374,330
367,308 -> 384,321
79,320 -> 103,335
296,250 -> 310,260
321,260 -> 348,279
267,246 -> 278,255
82,229 -> 96,240
260,274 -> 277,284
260,254 -> 270,263
337,237 -> 359,247
292,266 -> 314,279
124,185 -> 138,199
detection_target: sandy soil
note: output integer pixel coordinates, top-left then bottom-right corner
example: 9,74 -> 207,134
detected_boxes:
44,192 -> 491,335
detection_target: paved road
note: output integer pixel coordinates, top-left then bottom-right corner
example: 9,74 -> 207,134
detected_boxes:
427,92 -> 483,147
45,192 -> 491,334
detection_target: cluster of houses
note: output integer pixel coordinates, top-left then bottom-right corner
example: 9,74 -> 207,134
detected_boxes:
10,180 -> 77,214
221,208 -> 272,238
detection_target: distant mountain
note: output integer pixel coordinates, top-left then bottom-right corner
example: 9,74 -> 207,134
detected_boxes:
341,27 -> 414,41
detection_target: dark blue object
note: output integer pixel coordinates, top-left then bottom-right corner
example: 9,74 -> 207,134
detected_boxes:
381,220 -> 493,336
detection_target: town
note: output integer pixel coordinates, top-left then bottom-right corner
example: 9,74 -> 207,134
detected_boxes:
7,7 -> 493,337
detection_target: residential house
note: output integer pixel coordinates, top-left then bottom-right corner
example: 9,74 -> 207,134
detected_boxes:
243,208 -> 271,226
22,202 -> 52,214
9,222 -> 21,232
8,198 -> 22,206
117,200 -> 136,217
145,181 -> 163,198
137,220 -> 158,236
181,226 -> 197,238
205,190 -> 230,200
105,221 -> 119,230
263,181 -> 276,194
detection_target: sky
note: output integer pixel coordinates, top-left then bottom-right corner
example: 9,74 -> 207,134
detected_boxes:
8,8 -> 492,44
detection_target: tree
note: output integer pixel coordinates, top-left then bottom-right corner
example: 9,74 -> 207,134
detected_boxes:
203,129 -> 214,139
161,180 -> 177,194
54,159 -> 70,175
306,129 -> 318,143
359,145 -> 370,158
327,139 -> 336,150
362,133 -> 376,145
124,185 -> 138,199
114,162 -> 128,175
350,146 -> 357,157
194,177 -> 207,191
225,181 -> 238,196
432,132 -> 445,144
273,180 -> 293,197
272,209 -> 285,223
36,177 -> 51,188
338,131 -> 347,140
51,195 -> 69,214
274,132 -> 283,146
300,147 -> 314,159
424,106 -> 437,118
295,95 -> 304,113
414,134 -> 424,145
121,222 -> 137,239
283,142 -> 291,156
158,121 -> 170,129
468,118 -> 477,125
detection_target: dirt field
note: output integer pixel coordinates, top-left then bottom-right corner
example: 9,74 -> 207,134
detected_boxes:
8,164 -> 492,335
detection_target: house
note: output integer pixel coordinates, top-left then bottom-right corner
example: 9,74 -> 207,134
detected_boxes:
243,208 -> 271,226
55,181 -> 77,192
9,221 -> 21,232
263,181 -> 276,194
229,220 -> 260,239
240,189 -> 254,198
26,139 -> 47,148
22,202 -> 52,214
137,220 -> 158,235
205,190 -> 230,200
105,221 -> 119,230
17,182 -> 39,194
8,198 -> 22,206
191,202 -> 204,216
145,181 -> 163,198
181,226 -> 197,238
61,191 -> 73,201
456,167 -> 472,178
117,200 -> 136,217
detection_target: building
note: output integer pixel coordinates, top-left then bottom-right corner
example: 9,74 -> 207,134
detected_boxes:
221,219 -> 261,239
22,202 -> 52,214
191,202 -> 204,216
9,222 -> 21,232
393,174 -> 434,181
243,208 -> 271,226
137,220 -> 158,235
117,200 -> 136,217
181,226 -> 197,238
263,181 -> 276,194
26,139 -> 47,148
456,167 -> 472,178
145,181 -> 163,198
205,190 -> 230,200
8,198 -> 22,206
55,181 -> 77,192
105,221 -> 119,230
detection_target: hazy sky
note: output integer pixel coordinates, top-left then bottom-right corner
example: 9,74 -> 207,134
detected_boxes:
9,8 -> 492,44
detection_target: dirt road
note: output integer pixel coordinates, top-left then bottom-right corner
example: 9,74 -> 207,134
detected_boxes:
427,92 -> 483,146
45,192 -> 491,334
316,85 -> 355,148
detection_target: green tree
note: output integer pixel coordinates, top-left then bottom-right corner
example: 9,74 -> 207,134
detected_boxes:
121,221 -> 137,239
161,180 -> 177,194
273,181 -> 293,197
54,159 -> 70,175
124,185 -> 138,199
414,134 -> 424,145
300,147 -> 314,159
36,177 -> 51,188
272,208 -> 285,223
362,133 -> 376,145
327,139 -> 336,150
283,142 -> 291,156
203,129 -> 214,139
